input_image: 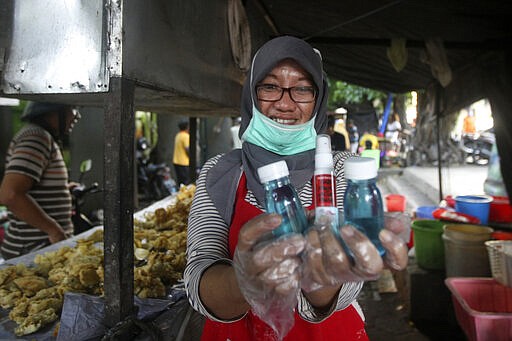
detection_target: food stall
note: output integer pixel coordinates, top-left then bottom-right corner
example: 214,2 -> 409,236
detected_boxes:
0,185 -> 198,340
2,1 -> 512,339
0,0 -> 250,337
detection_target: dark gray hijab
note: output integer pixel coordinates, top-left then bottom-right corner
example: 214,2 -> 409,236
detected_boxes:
206,36 -> 329,224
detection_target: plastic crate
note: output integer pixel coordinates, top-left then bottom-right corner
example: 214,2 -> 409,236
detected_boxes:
485,240 -> 512,287
445,278 -> 512,341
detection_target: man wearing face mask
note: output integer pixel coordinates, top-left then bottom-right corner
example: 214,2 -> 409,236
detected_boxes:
184,36 -> 408,340
0,102 -> 80,259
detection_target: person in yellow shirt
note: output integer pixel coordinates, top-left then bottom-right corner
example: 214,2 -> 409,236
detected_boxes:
333,117 -> 350,150
173,120 -> 190,185
359,131 -> 379,152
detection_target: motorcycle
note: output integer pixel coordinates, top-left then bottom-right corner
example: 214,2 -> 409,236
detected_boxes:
71,159 -> 103,235
460,128 -> 495,165
379,128 -> 414,168
136,137 -> 177,203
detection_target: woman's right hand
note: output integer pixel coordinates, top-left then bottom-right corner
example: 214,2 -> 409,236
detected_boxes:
233,213 -> 306,300
233,213 -> 306,337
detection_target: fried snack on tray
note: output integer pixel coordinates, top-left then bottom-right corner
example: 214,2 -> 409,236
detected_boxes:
13,275 -> 50,297
134,184 -> 194,231
13,307 -> 59,336
0,289 -> 22,309
132,185 -> 193,297
0,184 -> 195,336
0,241 -> 104,335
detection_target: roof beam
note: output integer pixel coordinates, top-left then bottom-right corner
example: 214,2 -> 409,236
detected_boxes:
307,37 -> 509,50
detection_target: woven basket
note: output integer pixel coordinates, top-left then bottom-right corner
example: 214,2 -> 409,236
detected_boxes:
485,240 -> 512,287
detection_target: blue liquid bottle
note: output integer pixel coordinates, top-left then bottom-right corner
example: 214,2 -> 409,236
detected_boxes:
257,160 -> 308,239
343,157 -> 385,256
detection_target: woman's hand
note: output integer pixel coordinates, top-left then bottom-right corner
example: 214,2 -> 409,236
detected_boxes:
233,213 -> 306,298
233,213 -> 307,338
302,225 -> 383,292
381,212 -> 410,271
302,213 -> 409,292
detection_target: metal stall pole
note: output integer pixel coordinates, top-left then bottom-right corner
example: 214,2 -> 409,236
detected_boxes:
189,116 -> 198,184
435,83 -> 444,202
103,77 -> 136,331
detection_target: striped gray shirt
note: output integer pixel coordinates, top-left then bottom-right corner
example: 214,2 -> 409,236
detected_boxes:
1,124 -> 72,259
184,151 -> 363,323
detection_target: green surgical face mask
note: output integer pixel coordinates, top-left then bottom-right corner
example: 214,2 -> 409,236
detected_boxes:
241,105 -> 317,155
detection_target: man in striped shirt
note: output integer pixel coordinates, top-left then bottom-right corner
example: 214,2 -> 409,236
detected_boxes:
0,102 -> 80,259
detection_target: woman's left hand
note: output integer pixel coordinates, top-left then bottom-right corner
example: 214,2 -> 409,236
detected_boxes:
381,212 -> 410,271
301,212 -> 409,292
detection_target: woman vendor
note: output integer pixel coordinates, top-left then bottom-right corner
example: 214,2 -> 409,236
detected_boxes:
184,36 -> 408,340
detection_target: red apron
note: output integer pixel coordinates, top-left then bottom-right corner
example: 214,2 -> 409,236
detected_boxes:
201,174 -> 368,340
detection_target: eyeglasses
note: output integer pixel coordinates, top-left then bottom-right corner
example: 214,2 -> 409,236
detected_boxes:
256,84 -> 317,103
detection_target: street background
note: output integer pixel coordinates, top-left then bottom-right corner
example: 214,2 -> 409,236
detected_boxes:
361,164 -> 490,340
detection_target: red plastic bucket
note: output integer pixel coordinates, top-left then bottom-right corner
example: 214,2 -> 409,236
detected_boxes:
492,231 -> 512,240
386,194 -> 406,212
489,196 -> 512,223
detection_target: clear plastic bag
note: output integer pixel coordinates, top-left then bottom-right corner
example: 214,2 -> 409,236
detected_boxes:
233,232 -> 305,340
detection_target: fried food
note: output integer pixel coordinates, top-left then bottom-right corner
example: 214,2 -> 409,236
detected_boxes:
0,184 -> 195,336
0,266 -> 16,286
0,288 -> 22,309
13,276 -> 49,297
0,243 -> 104,335
135,184 -> 195,231
14,308 -> 59,336
79,267 -> 101,287
133,267 -> 166,298
83,228 -> 104,243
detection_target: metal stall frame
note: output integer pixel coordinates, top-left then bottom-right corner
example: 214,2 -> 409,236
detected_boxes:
1,0 -> 247,337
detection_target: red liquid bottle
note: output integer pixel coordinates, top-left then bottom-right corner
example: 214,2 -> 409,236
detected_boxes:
314,134 -> 339,229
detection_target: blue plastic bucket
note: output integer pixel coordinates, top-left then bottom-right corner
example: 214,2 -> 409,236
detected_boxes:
416,206 -> 438,219
455,195 -> 493,225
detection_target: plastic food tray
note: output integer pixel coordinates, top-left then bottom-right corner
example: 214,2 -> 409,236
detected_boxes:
485,240 -> 512,287
445,277 -> 512,341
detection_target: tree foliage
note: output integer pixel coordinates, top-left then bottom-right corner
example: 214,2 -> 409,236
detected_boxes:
327,78 -> 387,111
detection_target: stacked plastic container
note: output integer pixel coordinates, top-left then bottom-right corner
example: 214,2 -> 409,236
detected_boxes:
445,231 -> 512,340
442,224 -> 493,277
445,278 -> 512,341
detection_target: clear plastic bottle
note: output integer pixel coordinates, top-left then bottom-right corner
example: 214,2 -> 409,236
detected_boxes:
257,160 -> 308,239
343,157 -> 385,256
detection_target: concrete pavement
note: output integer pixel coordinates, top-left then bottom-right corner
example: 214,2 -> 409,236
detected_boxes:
380,164 -> 489,211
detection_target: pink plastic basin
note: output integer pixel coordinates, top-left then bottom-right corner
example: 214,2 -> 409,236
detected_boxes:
445,277 -> 512,341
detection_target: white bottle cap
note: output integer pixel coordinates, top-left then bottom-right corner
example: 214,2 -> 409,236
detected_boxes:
316,134 -> 332,154
315,134 -> 333,169
344,157 -> 378,180
257,160 -> 289,183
